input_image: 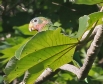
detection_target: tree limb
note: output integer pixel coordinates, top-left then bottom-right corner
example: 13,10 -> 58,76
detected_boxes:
76,25 -> 99,50
59,64 -> 80,76
35,68 -> 60,84
78,24 -> 103,79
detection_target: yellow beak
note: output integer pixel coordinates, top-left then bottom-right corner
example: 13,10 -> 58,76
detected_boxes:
29,23 -> 34,32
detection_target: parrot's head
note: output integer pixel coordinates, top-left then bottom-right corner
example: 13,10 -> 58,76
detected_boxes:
29,17 -> 52,32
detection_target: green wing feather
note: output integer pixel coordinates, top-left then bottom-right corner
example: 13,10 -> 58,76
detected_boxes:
39,17 -> 57,31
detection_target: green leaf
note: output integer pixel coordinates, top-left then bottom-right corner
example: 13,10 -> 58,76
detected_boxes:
53,22 -> 61,27
0,22 -> 3,32
13,24 -> 37,35
73,51 -> 82,67
77,12 -> 103,39
76,15 -> 89,39
4,57 -> 18,84
95,76 -> 103,81
6,37 -> 25,46
0,38 -> 30,67
70,0 -> 103,5
25,65 -> 44,84
61,72 -> 73,80
4,28 -> 78,83
88,12 -> 103,30
98,2 -> 103,6
0,76 -> 3,83
25,44 -> 76,84
15,28 -> 77,59
89,66 -> 103,77
0,45 -> 21,67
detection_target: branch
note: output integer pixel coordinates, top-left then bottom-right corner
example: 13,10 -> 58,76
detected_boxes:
60,64 -> 80,76
35,64 -> 80,84
35,68 -> 60,84
59,24 -> 103,80
78,24 -> 103,79
34,26 -> 99,83
77,6 -> 103,79
76,25 -> 99,50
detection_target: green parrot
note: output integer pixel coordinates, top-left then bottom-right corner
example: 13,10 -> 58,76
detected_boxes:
29,17 -> 56,32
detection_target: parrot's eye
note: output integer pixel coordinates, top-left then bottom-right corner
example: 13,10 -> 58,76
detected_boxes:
31,18 -> 39,25
33,18 -> 38,23
34,19 -> 37,22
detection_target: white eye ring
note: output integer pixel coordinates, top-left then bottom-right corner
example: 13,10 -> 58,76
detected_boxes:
32,18 -> 39,25
33,19 -> 37,22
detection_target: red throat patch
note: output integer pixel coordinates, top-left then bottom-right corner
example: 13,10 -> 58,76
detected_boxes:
34,20 -> 48,32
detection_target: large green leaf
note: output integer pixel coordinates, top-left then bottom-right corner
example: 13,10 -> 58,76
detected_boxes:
4,28 -> 78,83
15,28 -> 77,59
24,44 -> 76,84
70,0 -> 103,5
77,12 -> 103,39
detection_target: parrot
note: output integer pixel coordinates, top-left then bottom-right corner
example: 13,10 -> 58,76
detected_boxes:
29,17 -> 57,32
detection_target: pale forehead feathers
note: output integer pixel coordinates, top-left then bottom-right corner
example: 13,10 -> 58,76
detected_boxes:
30,17 -> 52,24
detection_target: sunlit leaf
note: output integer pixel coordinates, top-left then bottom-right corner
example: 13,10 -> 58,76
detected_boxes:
77,12 -> 103,39
0,45 -> 21,67
15,28 -> 77,59
0,38 -> 30,67
13,24 -> 37,35
98,2 -> 103,6
88,12 -> 103,30
70,0 -> 103,5
25,44 -> 76,84
4,28 -> 78,83
53,22 -> 61,27
76,15 -> 89,39
89,66 -> 103,78
95,76 -> 103,81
